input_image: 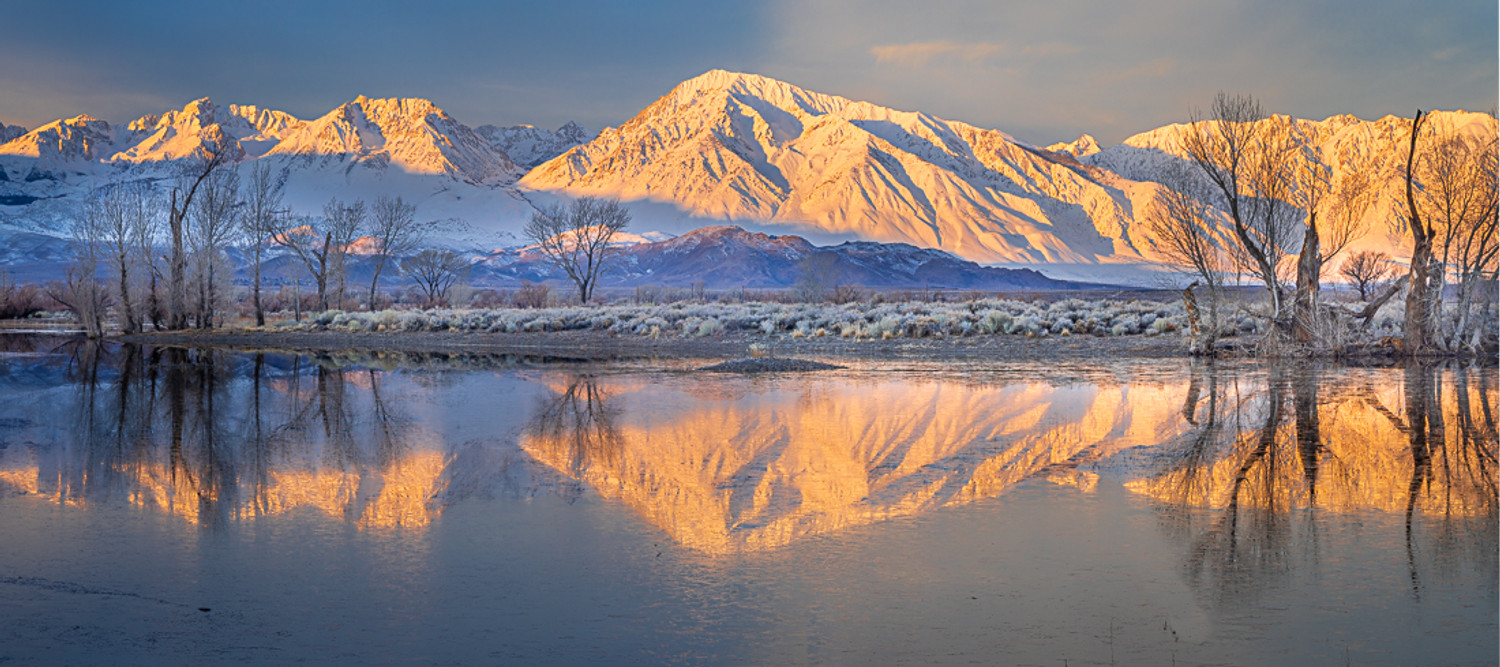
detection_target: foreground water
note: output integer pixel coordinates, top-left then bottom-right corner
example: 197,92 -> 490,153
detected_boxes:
0,338 -> 1493,665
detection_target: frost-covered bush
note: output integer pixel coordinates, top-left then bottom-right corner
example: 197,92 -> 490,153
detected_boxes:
978,310 -> 1011,334
285,296 -> 1188,340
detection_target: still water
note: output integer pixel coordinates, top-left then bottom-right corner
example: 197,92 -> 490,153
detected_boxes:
0,337 -> 1494,665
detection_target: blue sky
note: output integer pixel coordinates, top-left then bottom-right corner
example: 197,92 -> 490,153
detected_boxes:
1,0 -> 1493,145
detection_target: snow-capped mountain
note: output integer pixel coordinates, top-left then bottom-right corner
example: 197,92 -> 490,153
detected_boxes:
522,70 -> 1179,265
1,71 -> 1491,284
0,115 -> 118,165
113,98 -> 304,162
0,96 -> 541,247
475,121 -> 591,169
265,95 -> 518,184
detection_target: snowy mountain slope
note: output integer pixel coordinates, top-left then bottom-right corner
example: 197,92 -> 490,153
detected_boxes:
475,122 -> 591,169
521,70 -> 1187,265
1086,110 -> 1499,259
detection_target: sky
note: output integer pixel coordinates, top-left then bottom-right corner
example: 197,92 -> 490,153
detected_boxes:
0,0 -> 1494,146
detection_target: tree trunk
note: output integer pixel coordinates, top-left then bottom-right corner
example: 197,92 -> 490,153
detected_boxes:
1402,110 -> 1433,355
368,257 -> 385,312
252,245 -> 264,327
1356,275 -> 1405,327
1293,216 -> 1321,344
117,260 -> 136,334
169,191 -> 188,330
317,232 -> 331,311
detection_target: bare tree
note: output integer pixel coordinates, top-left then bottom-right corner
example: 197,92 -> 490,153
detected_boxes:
367,195 -> 426,310
241,162 -> 287,326
276,215 -> 333,312
1181,94 -> 1302,329
84,180 -> 157,333
1414,115 -> 1499,352
166,145 -> 231,330
524,197 -> 631,304
275,198 -> 365,312
1338,251 -> 1395,301
57,214 -> 112,338
402,248 -> 469,306
1144,162 -> 1231,351
322,197 -> 366,310
187,168 -> 240,328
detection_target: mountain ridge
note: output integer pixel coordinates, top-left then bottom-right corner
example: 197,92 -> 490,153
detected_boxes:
1,72 -> 1491,279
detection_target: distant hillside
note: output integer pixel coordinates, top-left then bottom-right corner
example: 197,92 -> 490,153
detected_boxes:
472,225 -> 1102,290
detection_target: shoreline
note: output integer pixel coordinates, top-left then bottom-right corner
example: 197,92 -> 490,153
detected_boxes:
115,328 -> 1191,363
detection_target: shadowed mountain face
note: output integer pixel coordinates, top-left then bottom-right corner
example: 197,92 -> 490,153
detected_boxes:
477,225 -> 1095,289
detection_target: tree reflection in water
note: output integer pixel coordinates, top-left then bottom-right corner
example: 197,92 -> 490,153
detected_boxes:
522,375 -> 623,479
1141,361 -> 1498,607
14,343 -> 446,529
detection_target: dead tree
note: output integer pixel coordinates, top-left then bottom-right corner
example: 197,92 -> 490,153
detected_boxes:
1401,110 -> 1436,354
1286,142 -> 1374,344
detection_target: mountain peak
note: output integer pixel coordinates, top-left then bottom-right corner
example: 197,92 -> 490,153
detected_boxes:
266,94 -> 516,183
0,114 -> 115,162
667,69 -> 853,119
1046,134 -> 1101,158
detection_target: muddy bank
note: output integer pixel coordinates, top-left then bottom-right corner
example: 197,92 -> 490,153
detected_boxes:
118,328 -> 1187,362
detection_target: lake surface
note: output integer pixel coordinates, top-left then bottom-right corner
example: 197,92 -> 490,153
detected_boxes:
0,336 -> 1494,665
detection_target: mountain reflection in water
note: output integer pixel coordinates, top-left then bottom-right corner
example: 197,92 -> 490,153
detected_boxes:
0,341 -> 1493,567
